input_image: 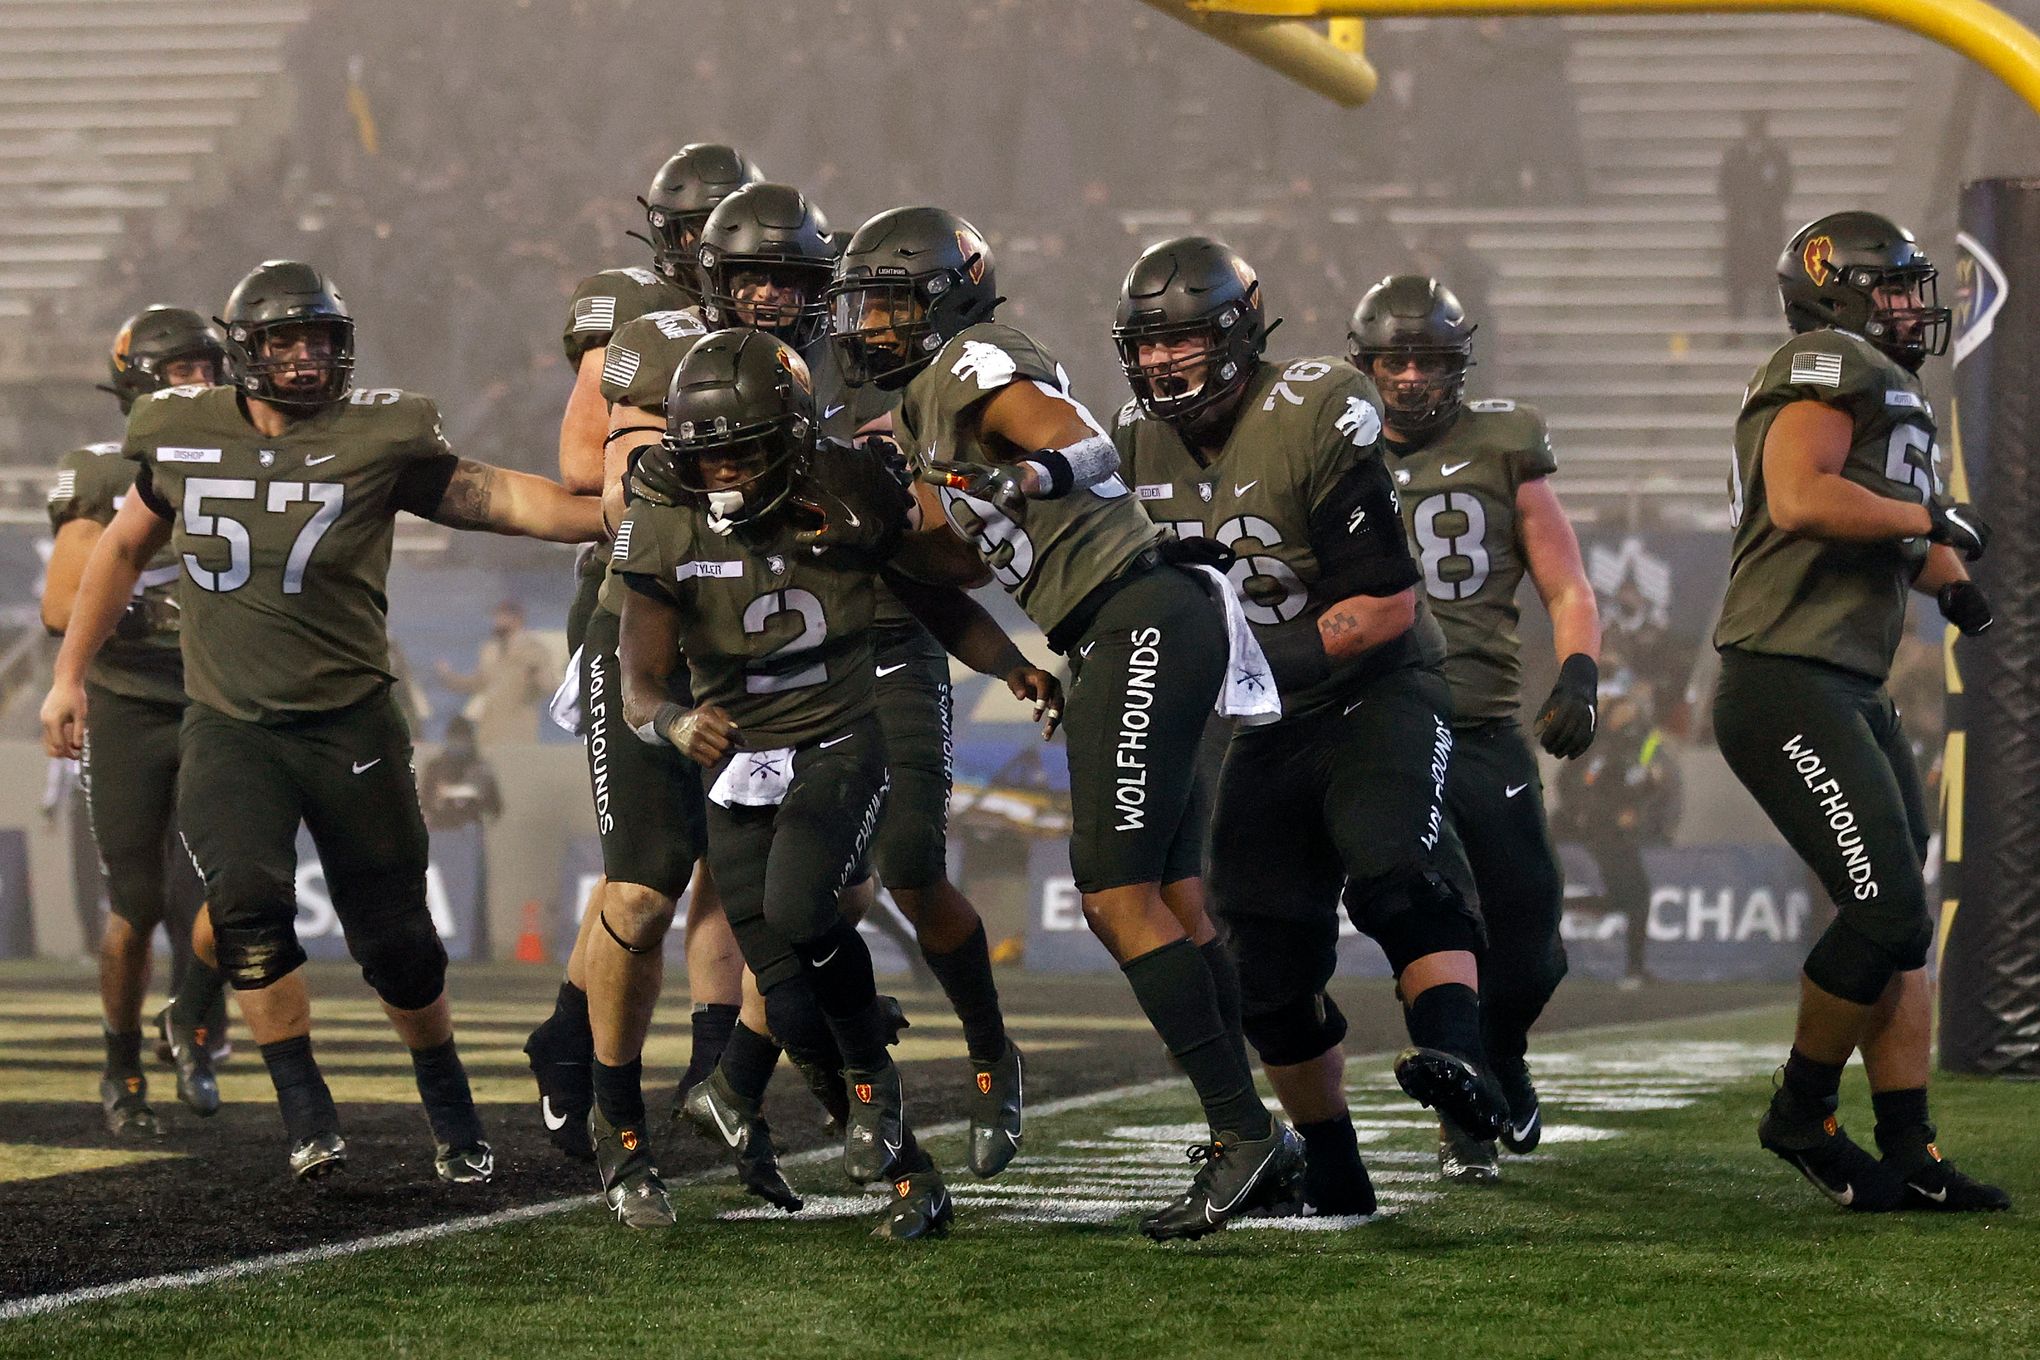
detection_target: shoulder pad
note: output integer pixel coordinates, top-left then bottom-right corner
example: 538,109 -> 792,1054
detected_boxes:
86,441 -> 122,456
1116,398 -> 1144,429
1466,397 -> 1516,414
639,308 -> 707,341
615,266 -> 660,287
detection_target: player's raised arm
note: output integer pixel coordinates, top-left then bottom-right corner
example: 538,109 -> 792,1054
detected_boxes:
42,491 -> 172,757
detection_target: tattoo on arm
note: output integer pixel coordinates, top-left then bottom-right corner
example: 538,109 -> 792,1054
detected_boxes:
433,460 -> 498,530
1320,608 -> 1362,641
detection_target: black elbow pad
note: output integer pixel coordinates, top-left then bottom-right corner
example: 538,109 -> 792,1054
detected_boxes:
1308,457 -> 1419,600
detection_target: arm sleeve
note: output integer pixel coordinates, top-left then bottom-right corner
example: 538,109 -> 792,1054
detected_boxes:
1517,406 -> 1558,482
388,397 -> 463,517
1307,454 -> 1421,600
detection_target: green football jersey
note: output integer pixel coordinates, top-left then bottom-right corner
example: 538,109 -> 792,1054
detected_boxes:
124,384 -> 460,722
47,439 -> 186,706
562,266 -> 695,366
611,444 -> 911,748
894,322 -> 1160,638
1388,399 -> 1558,724
596,307 -> 710,411
1115,356 -> 1439,716
1714,329 -> 1940,681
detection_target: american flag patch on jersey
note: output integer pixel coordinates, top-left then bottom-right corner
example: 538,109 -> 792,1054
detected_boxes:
610,519 -> 633,562
602,346 -> 641,389
1789,351 -> 1844,387
573,295 -> 618,332
48,470 -> 76,502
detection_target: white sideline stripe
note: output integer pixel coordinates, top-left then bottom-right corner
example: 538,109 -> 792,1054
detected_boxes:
0,1077 -> 1180,1323
2,1005 -> 1789,1322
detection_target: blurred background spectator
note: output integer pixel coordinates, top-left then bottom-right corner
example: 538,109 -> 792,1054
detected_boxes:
433,600 -> 562,746
1719,112 -> 1794,318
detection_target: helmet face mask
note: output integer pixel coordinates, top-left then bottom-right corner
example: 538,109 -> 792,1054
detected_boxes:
828,207 -> 998,391
697,184 -> 838,352
1778,211 -> 1950,371
1112,236 -> 1266,434
639,144 -> 764,294
644,207 -> 713,286
649,328 -> 817,534
1358,346 -> 1470,438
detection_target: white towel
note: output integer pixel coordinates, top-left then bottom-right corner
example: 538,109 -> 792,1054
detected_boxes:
1184,563 -> 1282,726
709,747 -> 798,808
546,646 -> 584,736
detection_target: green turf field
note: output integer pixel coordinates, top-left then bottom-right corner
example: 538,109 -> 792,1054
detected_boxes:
5,1004 -> 2034,1359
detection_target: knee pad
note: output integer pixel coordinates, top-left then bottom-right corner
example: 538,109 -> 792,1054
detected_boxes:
1803,915 -> 1901,1005
1242,990 -> 1348,1067
762,976 -> 837,1072
349,903 -> 448,1012
1349,867 -> 1484,975
208,862 -> 303,990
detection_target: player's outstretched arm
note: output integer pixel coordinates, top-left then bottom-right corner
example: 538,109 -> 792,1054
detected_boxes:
1521,476 -> 1603,758
1316,589 -> 1418,660
919,379 -> 1118,506
884,569 -> 1062,737
41,493 -> 170,758
421,458 -> 606,543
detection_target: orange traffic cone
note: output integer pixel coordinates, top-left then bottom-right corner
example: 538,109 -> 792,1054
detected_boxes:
514,900 -> 547,964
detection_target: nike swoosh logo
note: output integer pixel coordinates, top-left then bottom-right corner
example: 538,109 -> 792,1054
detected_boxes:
813,947 -> 840,967
541,1097 -> 568,1132
819,733 -> 854,749
1792,1155 -> 1855,1206
706,1095 -> 744,1148
305,453 -> 338,466
875,663 -> 908,678
882,1136 -> 902,1160
1505,782 -> 1529,798
1441,461 -> 1471,476
1343,699 -> 1366,716
825,404 -> 846,419
1912,1182 -> 1949,1204
1510,1110 -> 1539,1142
351,758 -> 382,774
1233,480 -> 1258,497
842,505 -> 861,528
1080,642 -> 1097,658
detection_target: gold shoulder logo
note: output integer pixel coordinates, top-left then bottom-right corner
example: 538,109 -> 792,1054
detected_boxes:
1802,235 -> 1836,286
776,343 -> 813,395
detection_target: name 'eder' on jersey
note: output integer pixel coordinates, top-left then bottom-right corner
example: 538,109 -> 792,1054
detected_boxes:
124,383 -> 460,723
893,322 -> 1159,637
1714,328 -> 1941,681
1388,397 -> 1558,723
1114,355 -> 1437,715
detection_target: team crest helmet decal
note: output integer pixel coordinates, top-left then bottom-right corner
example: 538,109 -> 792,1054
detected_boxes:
956,230 -> 987,285
111,323 -> 136,372
777,344 -> 813,394
1802,235 -> 1835,287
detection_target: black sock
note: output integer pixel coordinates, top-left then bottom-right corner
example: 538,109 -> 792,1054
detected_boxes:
104,1026 -> 143,1075
1299,1113 -> 1377,1216
592,1056 -> 646,1130
798,920 -> 889,1070
260,1034 -> 339,1143
1122,939 -> 1269,1138
719,1021 -> 782,1107
411,1037 -> 486,1147
1871,1086 -> 1934,1159
1779,1047 -> 1846,1119
550,981 -> 594,1054
1404,983 -> 1483,1064
922,923 -> 1007,1065
169,960 -> 226,1033
685,1002 -> 741,1091
1199,937 -> 1249,1067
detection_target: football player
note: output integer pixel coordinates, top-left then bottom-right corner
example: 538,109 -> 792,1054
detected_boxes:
831,210 -> 1298,1241
1113,237 -> 1506,1218
615,328 -> 1052,1239
45,307 -> 232,1135
525,143 -> 761,1164
1351,274 -> 1602,1182
689,184 -> 1030,1177
1713,211 -> 2007,1212
42,260 -> 605,1184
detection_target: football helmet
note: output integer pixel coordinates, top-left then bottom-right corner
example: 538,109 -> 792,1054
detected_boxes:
827,206 -> 998,390
102,306 -> 230,413
638,144 -> 764,294
635,328 -> 815,534
1112,235 -> 1267,431
1348,275 -> 1476,438
698,183 -> 836,351
1778,211 -> 1949,370
219,260 -> 354,410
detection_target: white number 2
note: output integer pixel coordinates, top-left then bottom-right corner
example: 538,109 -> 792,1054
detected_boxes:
181,478 -> 345,595
741,588 -> 829,693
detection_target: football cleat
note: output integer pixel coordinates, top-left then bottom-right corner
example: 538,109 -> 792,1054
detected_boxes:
842,1060 -> 908,1185
968,1040 -> 1024,1179
590,1106 -> 673,1229
1886,1144 -> 2011,1212
873,1162 -> 955,1241
1140,1121 -> 1304,1242
787,1053 -> 849,1136
288,1129 -> 347,1182
99,1072 -> 161,1139
434,1140 -> 495,1185
1757,1097 -> 1905,1212
1394,1047 -> 1509,1142
1491,1054 -> 1542,1154
155,1005 -> 220,1118
523,1016 -> 594,1163
678,1069 -> 802,1212
1438,1115 -> 1500,1183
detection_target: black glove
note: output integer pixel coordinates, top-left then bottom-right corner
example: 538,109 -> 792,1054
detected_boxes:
622,441 -> 686,508
1928,501 -> 1990,561
1157,534 -> 1236,571
113,597 -> 177,641
919,458 -> 1026,516
1939,580 -> 1994,636
789,491 -> 892,555
859,433 -> 912,489
1536,652 -> 1599,759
